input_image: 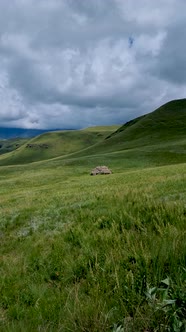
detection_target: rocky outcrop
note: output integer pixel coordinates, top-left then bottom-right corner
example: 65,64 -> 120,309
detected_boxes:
90,166 -> 112,175
26,143 -> 49,149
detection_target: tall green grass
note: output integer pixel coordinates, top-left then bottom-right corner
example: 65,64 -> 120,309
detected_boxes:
0,160 -> 186,331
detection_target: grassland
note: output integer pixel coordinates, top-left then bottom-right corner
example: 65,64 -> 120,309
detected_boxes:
0,138 -> 28,156
0,126 -> 119,166
0,100 -> 186,331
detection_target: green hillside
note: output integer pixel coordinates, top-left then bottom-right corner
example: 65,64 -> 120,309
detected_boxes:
0,138 -> 28,155
51,99 -> 186,170
82,125 -> 119,132
107,98 -> 186,143
0,126 -> 119,166
0,99 -> 186,167
72,99 -> 186,157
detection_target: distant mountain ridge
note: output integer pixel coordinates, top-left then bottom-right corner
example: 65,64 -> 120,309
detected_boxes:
0,127 -> 67,139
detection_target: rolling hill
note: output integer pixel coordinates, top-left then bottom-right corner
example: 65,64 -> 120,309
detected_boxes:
0,125 -> 119,165
72,98 -> 186,157
107,98 -> 186,142
0,138 -> 29,155
0,99 -> 185,167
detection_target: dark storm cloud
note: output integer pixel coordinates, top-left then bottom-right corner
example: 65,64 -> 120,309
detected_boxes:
155,22 -> 186,85
0,0 -> 186,129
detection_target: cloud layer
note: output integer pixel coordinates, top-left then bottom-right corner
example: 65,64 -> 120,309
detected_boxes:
0,0 -> 186,129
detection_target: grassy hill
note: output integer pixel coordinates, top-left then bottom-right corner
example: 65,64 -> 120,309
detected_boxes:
0,99 -> 186,168
70,99 -> 186,158
82,125 -> 119,132
0,138 -> 28,155
0,126 -> 119,166
51,99 -> 186,171
106,98 -> 186,144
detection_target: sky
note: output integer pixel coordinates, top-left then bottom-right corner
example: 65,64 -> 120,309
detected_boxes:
0,0 -> 186,129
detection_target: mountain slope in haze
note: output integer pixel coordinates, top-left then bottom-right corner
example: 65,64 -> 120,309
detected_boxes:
0,126 -> 119,165
0,127 -> 64,139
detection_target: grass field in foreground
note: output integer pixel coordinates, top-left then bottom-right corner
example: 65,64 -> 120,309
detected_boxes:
0,155 -> 186,331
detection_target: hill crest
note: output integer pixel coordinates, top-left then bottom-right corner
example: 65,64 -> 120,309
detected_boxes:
0,99 -> 185,165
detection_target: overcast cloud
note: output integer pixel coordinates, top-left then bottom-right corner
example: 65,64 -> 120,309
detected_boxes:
0,0 -> 186,129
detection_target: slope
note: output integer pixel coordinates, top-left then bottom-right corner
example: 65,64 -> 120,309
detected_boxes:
107,98 -> 186,143
0,99 -> 185,167
66,99 -> 186,158
0,126 -> 119,165
0,138 -> 28,155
